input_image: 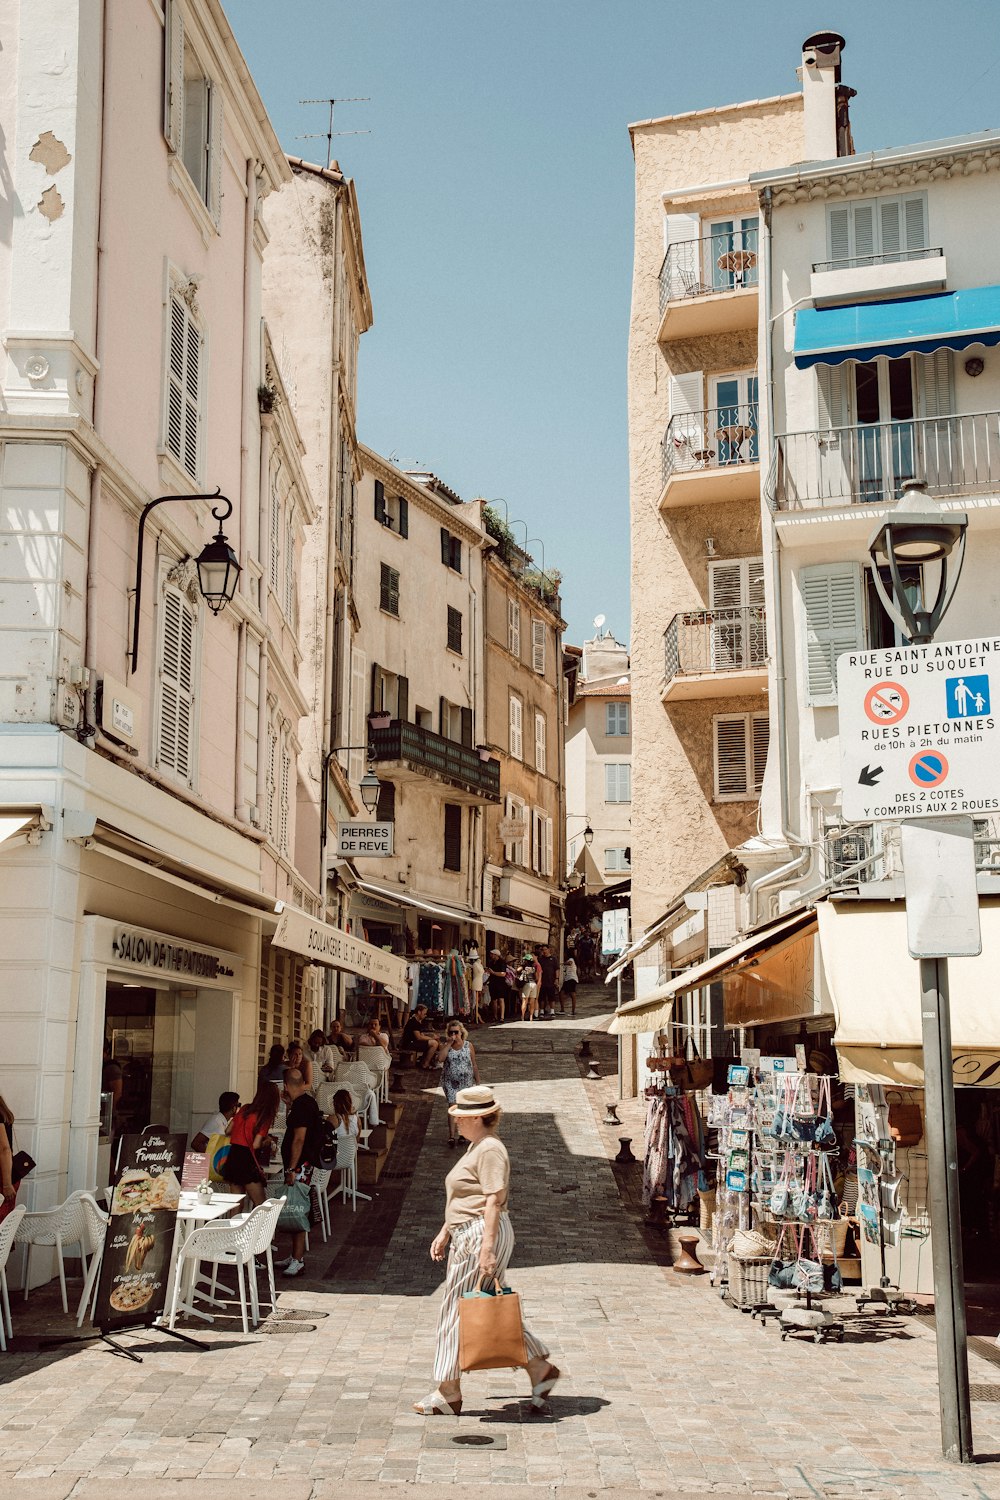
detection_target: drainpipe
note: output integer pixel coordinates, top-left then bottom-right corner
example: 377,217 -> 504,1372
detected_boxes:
748,184 -> 814,924
256,410 -> 273,822
319,185 -> 344,915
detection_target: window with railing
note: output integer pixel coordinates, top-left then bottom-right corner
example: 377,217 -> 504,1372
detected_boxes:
659,222 -> 759,312
662,395 -> 759,488
822,193 -> 928,272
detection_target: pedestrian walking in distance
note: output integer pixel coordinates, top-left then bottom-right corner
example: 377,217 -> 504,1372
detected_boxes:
413,1085 -> 560,1416
440,1021 -> 480,1147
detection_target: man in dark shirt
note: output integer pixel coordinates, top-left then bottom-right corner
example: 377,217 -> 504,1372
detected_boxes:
400,1004 -> 440,1069
538,945 -> 559,1019
279,1068 -> 324,1277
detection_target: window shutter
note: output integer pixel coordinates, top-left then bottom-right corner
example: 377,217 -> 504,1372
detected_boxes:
166,295 -> 201,478
714,715 -> 749,797
664,212 -> 699,247
800,562 -> 864,705
279,741 -> 291,853
207,84 -> 223,227
879,198 -> 902,258
531,619 -> 546,674
708,559 -> 744,610
751,714 -> 770,793
439,696 -> 447,736
817,363 -> 848,431
374,479 -> 387,523
460,706 -> 473,748
509,696 -> 523,759
543,816 -> 553,878
269,478 -> 281,591
265,727 -> 277,836
534,711 -> 546,774
375,779 -> 395,822
370,661 -> 381,714
917,348 -> 954,419
503,793 -> 515,862
853,202 -> 875,261
164,0 -> 184,150
508,598 -> 520,657
747,556 -> 766,607
903,194 -> 927,251
828,206 -> 850,264
605,763 -> 617,802
349,648 -> 366,785
398,496 -> 408,538
159,585 -> 196,782
284,516 -> 295,621
531,809 -> 542,873
440,527 -> 450,565
396,675 -> 409,723
443,805 -> 462,871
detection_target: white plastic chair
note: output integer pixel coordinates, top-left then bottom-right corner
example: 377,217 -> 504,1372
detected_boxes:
15,1189 -> 99,1314
329,1135 -> 369,1211
75,1194 -> 110,1327
168,1202 -> 279,1334
361,1048 -> 391,1102
208,1196 -> 285,1324
0,1206 -> 27,1351
310,1168 -> 333,1242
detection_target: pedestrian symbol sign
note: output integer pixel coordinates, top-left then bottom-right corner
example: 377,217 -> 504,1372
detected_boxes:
946,674 -> 990,717
837,637 -> 1000,821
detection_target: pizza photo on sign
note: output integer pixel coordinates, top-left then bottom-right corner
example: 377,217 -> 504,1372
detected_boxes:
108,1275 -> 158,1314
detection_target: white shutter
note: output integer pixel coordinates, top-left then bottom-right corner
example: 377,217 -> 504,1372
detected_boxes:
269,479 -> 281,591
503,793 -> 515,862
158,584 -> 197,782
817,363 -> 848,431
667,370 -> 705,467
511,795 -> 526,866
531,619 -> 546,674
714,715 -> 748,797
665,212 -> 699,248
879,198 -> 902,258
708,559 -> 744,609
279,741 -> 291,853
166,295 -> 201,477
164,0 -> 184,150
747,556 -> 766,606
509,695 -> 523,760
827,206 -> 850,265
800,562 -> 864,705
903,194 -> 927,251
534,711 -> 547,775
853,202 -> 875,261
349,648 -> 366,784
507,598 -> 520,657
918,348 -> 954,419
543,816 -> 553,878
207,83 -> 224,227
751,713 -> 770,794
664,211 -> 700,295
265,726 -> 277,838
284,516 -> 295,621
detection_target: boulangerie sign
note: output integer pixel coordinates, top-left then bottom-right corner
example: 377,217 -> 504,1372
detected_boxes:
271,906 -> 408,1001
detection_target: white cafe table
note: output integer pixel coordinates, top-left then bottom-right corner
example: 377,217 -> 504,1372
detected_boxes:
161,1190 -> 245,1325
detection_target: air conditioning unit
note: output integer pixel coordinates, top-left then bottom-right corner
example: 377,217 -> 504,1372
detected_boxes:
825,823 -> 874,880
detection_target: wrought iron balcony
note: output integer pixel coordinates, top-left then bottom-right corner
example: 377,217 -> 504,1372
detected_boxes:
662,402 -> 759,492
367,719 -> 501,802
658,226 -> 759,315
663,606 -> 767,698
769,411 -> 1000,511
811,246 -> 943,274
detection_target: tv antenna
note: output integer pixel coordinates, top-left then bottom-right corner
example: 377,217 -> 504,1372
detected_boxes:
297,97 -> 371,169
593,613 -> 606,635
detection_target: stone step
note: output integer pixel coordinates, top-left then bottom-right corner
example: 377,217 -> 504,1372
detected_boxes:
358,1146 -> 388,1185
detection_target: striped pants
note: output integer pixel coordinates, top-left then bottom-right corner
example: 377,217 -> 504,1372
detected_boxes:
433,1211 -> 548,1384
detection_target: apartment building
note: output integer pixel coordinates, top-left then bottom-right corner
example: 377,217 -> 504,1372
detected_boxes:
565,632 -> 632,894
481,538 -> 565,954
624,66 -> 807,1016
348,453 -> 499,957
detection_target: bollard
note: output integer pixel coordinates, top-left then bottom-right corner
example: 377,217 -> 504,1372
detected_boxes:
615,1136 -> 636,1163
586,1060 -> 601,1080
603,1102 -> 621,1126
673,1231 -> 707,1275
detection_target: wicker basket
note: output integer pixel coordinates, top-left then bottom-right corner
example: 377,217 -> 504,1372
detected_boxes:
697,1188 -> 717,1233
727,1255 -> 771,1310
814,1216 -> 850,1262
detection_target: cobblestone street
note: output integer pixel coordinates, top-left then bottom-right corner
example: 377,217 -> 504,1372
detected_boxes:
6,985 -> 1000,1499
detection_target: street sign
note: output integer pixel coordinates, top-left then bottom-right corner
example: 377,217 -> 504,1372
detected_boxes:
837,638 -> 1000,821
499,817 -> 527,843
602,907 -> 629,957
900,816 -> 982,958
336,821 -> 394,857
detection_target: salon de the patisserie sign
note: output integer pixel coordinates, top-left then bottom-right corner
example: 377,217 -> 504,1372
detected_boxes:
271,907 -> 408,1001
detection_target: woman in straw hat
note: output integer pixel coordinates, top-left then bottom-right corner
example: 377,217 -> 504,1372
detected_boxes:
412,1085 -> 560,1416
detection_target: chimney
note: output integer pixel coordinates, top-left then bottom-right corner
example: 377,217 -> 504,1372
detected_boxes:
798,31 -> 854,160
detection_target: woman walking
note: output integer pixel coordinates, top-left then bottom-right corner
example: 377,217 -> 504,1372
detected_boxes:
440,1022 -> 480,1147
413,1085 -> 560,1417
518,952 -> 540,1022
225,1082 -> 280,1207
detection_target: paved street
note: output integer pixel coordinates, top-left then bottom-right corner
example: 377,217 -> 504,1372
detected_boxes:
6,985 -> 1000,1499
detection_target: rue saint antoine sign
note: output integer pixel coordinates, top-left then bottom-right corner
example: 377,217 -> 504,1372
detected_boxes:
837,637 -> 1000,822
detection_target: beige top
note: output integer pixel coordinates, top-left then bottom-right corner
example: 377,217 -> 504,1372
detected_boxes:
444,1135 -> 510,1228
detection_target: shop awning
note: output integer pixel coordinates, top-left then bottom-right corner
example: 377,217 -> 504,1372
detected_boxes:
271,905 -> 409,1001
793,284 -> 1000,369
352,877 -> 481,929
486,913 -> 550,944
819,899 -> 1000,1087
608,908 -> 818,1034
604,909 -> 676,982
0,813 -> 36,851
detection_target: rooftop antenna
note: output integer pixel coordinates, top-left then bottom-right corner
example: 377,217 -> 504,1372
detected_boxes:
593,613 -> 606,638
297,97 -> 371,170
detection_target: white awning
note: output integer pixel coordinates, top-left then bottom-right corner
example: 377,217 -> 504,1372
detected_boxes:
604,909 -> 677,982
485,913 -> 550,944
353,877 -> 482,928
271,905 -> 409,1002
0,814 -> 34,851
607,988 -> 674,1035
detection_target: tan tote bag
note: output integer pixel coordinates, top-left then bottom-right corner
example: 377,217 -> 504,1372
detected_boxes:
458,1277 -> 528,1371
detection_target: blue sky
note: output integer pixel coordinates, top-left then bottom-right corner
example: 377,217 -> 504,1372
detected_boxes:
230,1 -> 1000,647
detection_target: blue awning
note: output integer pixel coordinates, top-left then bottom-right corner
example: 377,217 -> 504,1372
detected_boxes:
794,285 -> 1000,369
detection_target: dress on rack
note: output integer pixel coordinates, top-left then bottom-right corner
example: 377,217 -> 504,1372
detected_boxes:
642,1091 -> 703,1210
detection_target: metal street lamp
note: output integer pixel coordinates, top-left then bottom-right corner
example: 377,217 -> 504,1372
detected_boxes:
130,489 -> 241,672
584,823 -> 594,846
359,769 -> 382,814
868,479 -> 968,644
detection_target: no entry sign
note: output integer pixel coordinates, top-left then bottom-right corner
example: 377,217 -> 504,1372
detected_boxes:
837,638 -> 1000,821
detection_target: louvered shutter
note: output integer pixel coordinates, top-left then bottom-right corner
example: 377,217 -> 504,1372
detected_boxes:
166,295 -> 201,478
503,793 -> 515,862
164,0 -> 184,150
159,585 -> 196,782
817,363 -> 848,431
917,348 -> 955,487
460,707 -> 473,748
903,195 -> 927,251
714,715 -> 749,797
531,809 -> 543,873
509,695 -> 523,759
398,496 -> 408,538
751,713 -> 770,793
396,675 -> 409,723
269,479 -> 280,591
508,598 -> 520,657
828,206 -> 850,265
853,202 -> 875,261
370,661 -> 381,714
279,742 -> 291,853
534,711 -> 546,774
265,726 -> 277,836
918,349 -> 954,418
532,619 -> 546,674
284,516 -> 295,621
207,84 -> 223,226
879,198 -> 902,258
708,560 -> 744,609
664,211 -> 699,295
440,527 -> 450,565
349,648 -> 366,785
374,480 -> 387,523
710,559 -> 751,669
800,562 -> 864,705
439,696 -> 447,736
667,371 -> 705,465
544,816 -> 553,878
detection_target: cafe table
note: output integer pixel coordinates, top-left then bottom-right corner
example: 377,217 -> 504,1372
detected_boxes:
160,1189 -> 245,1325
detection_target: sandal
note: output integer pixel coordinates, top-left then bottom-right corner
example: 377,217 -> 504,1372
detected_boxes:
412,1389 -> 462,1416
530,1363 -> 560,1409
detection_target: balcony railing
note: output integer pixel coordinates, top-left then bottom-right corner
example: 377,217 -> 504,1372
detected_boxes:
770,411 -> 1000,511
812,245 -> 943,274
664,606 -> 767,683
662,402 -> 759,489
368,719 -> 501,802
659,227 -> 759,314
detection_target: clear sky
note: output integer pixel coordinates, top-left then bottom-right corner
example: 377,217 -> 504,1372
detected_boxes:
230,0 -> 1000,648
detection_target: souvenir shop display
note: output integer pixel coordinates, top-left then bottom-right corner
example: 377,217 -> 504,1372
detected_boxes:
642,1080 -> 707,1217
407,951 -> 472,1018
853,1083 -> 918,1315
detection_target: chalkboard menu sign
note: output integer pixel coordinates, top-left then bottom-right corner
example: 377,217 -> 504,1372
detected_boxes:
95,1129 -> 185,1332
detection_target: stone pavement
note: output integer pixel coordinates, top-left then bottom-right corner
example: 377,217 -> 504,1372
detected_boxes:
6,986 -> 1000,1498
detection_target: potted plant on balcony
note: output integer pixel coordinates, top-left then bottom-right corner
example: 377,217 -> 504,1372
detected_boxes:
475,744 -> 493,763
368,710 -> 391,731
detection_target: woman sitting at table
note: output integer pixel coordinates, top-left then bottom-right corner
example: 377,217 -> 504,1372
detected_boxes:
225,1082 -> 280,1207
358,1015 -> 391,1056
325,1088 -> 360,1140
286,1040 -> 313,1091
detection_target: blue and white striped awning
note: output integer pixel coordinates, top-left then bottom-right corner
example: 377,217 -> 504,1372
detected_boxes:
794,284 -> 1000,369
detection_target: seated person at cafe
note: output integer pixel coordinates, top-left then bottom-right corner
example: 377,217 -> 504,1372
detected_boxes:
259,1043 -> 287,1085
400,1004 -> 440,1070
190,1091 -> 240,1153
328,1018 -> 355,1058
307,1029 -> 340,1088
278,1068 -> 324,1279
358,1015 -> 391,1055
324,1088 -> 360,1139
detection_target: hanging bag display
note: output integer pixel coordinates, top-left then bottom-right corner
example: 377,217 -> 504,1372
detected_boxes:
680,1036 -> 713,1092
813,1077 -> 837,1148
769,1152 -> 795,1218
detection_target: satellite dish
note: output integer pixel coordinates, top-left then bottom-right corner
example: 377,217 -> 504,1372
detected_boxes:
616,676 -> 629,686
593,614 -> 606,631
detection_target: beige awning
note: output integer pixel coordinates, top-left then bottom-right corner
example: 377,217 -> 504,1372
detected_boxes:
486,913 -> 550,944
0,814 -> 34,850
608,908 -> 818,1035
271,906 -> 409,1002
353,877 -> 481,928
819,898 -> 1000,1087
604,911 -> 676,982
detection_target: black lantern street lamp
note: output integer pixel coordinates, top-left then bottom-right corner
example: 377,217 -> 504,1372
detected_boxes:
130,488 -> 241,672
584,823 -> 595,846
868,479 -> 968,644
359,769 -> 382,814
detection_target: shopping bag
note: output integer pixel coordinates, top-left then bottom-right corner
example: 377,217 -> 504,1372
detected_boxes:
265,1181 -> 311,1232
205,1132 -> 231,1183
458,1276 -> 528,1372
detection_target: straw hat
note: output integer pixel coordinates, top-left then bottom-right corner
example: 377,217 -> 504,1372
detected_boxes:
447,1085 -> 500,1118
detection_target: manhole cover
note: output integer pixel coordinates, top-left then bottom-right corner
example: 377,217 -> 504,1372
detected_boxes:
424,1431 -> 507,1451
970,1384 -> 1000,1402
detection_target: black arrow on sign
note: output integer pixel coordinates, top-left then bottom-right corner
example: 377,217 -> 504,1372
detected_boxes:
858,765 -> 884,787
